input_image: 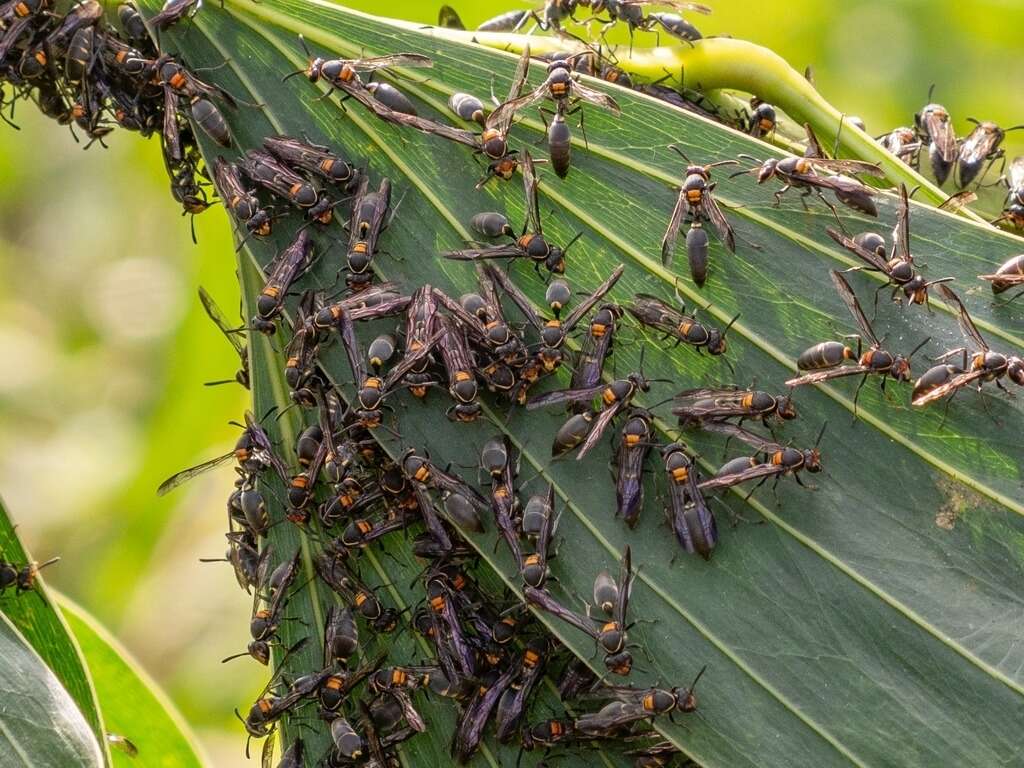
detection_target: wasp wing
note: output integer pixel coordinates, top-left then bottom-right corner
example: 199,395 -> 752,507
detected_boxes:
157,451 -> 235,495
568,79 -> 621,116
937,284 -> 988,351
660,188 -> 690,266
526,383 -> 607,410
562,264 -> 626,331
825,227 -> 890,273
829,270 -> 878,345
701,192 -> 736,252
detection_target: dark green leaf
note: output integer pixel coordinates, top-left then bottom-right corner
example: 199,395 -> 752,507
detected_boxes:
143,2 -> 1024,766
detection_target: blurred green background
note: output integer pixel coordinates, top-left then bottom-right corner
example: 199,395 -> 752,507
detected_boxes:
1,0 -> 1021,764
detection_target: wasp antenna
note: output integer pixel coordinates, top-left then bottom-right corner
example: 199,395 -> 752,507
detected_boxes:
667,143 -> 690,163
563,231 -> 584,252
907,336 -> 931,361
814,421 -> 828,448
722,312 -> 741,336
926,83 -> 936,102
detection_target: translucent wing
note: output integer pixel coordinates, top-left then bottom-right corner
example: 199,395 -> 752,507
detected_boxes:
937,284 -> 988,351
157,451 -> 234,495
911,368 -> 987,406
890,184 -> 912,262
526,383 -> 607,409
660,188 -> 689,266
576,401 -> 625,459
562,265 -> 625,330
349,54 -> 433,71
701,192 -> 736,252
829,270 -> 877,345
825,227 -> 890,273
198,287 -> 245,355
522,150 -> 543,236
785,365 -> 872,388
698,461 -> 785,491
568,79 -> 621,116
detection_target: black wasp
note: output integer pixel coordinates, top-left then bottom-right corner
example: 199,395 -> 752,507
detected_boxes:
979,254 -> 1024,300
377,45 -> 530,187
674,386 -> 796,432
574,666 -> 705,734
826,184 -> 953,313
734,123 -> 882,220
661,146 -> 738,286
486,263 -> 625,400
213,157 -> 272,240
487,44 -> 621,133
699,422 -> 825,494
911,285 -> 1024,407
525,546 -> 637,676
614,408 -> 654,528
957,119 -> 1023,187
443,151 -> 580,274
994,156 -> 1024,229
157,411 -> 288,496
528,371 -> 651,459
262,134 -> 360,192
252,229 -> 316,334
661,442 -> 716,559
343,175 -> 392,291
786,270 -> 927,411
627,292 -> 737,366
914,87 -> 957,186
877,126 -> 922,167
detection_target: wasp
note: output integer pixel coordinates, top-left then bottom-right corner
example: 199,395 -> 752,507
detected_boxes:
994,156 -> 1024,229
320,477 -> 382,527
585,1 -> 710,52
157,411 -> 288,495
262,134 -> 360,192
571,303 -> 624,392
529,372 -> 651,460
526,546 -> 636,676
150,0 -> 199,30
576,666 -> 705,734
474,436 -> 523,568
45,0 -> 102,58
198,286 -> 249,388
341,49 -> 526,187
434,274 -> 527,366
734,123 -> 882,219
316,550 -> 397,633
493,639 -> 550,744
979,254 -> 1024,300
312,282 -> 411,332
661,147 -> 738,285
957,118 -> 1024,187
660,442 -> 717,559
117,2 -> 150,46
452,664 -> 518,764
0,0 -> 49,61
364,80 -> 417,115
424,574 -> 477,681
222,550 -> 300,665
911,284 -> 1024,407
877,127 -> 922,167
914,87 -> 958,186
786,271 -> 927,410
488,47 -> 620,160
213,157 -> 272,239
200,531 -> 261,593
435,316 -> 482,422
627,293 -> 737,365
444,151 -> 580,274
612,408 -> 654,529
336,313 -> 440,429
745,98 -> 777,140
282,292 -> 324,403
384,285 -> 440,399
250,229 -> 316,334
521,484 -> 558,589
241,149 -> 334,224
0,556 -> 60,596
699,422 -> 826,494
285,35 -> 431,99
488,263 -> 624,402
341,175 -> 392,291
674,387 -> 796,430
826,184 -> 953,313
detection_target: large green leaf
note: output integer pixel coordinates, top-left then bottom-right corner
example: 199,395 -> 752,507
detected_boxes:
141,2 -> 1024,766
0,496 -> 106,753
0,611 -> 104,768
60,595 -> 206,768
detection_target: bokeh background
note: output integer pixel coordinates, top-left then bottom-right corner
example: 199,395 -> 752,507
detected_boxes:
1,0 -> 1022,764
